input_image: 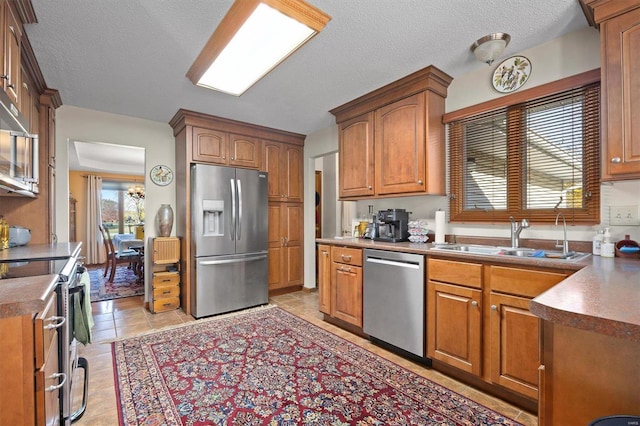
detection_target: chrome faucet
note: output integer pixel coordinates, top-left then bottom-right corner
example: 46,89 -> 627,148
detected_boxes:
555,212 -> 570,255
509,216 -> 529,248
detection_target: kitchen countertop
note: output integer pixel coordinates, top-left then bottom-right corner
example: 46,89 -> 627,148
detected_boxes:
0,242 -> 82,262
317,237 -> 640,342
0,242 -> 82,319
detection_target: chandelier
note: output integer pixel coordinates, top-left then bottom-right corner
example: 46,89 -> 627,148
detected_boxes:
127,185 -> 145,200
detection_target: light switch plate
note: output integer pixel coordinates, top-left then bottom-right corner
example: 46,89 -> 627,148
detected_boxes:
610,205 -> 640,226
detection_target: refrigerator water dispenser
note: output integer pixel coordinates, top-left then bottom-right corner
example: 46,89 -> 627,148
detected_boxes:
202,199 -> 224,236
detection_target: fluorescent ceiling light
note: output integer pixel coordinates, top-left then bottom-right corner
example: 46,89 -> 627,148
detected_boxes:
187,0 -> 331,96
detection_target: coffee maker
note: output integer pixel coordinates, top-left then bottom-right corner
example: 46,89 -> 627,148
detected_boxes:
373,209 -> 410,242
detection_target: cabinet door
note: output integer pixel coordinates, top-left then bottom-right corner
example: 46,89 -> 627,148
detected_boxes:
339,112 -> 375,198
427,281 -> 482,375
267,204 -> 283,289
281,144 -> 303,202
601,7 -> 640,179
229,134 -> 261,169
375,93 -> 425,195
3,2 -> 21,106
317,244 -> 331,314
489,292 -> 539,399
262,140 -> 283,201
331,261 -> 363,327
267,203 -> 303,291
282,203 -> 303,287
20,66 -> 32,130
192,127 -> 228,164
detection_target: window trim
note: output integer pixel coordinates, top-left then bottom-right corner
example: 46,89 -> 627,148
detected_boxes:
444,69 -> 601,225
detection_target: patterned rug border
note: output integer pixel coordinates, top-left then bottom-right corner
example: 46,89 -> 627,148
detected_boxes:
112,305 -> 524,426
105,304 -> 279,343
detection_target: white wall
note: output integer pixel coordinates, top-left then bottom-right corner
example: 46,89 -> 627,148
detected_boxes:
55,105 -> 176,299
304,125 -> 338,288
302,27 -> 640,289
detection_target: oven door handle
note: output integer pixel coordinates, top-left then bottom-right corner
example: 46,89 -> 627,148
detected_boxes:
44,315 -> 66,330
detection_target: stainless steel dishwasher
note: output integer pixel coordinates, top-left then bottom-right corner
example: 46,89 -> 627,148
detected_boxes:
363,249 -> 425,357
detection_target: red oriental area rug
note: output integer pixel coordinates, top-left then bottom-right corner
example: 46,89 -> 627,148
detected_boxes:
112,306 -> 523,425
88,266 -> 143,302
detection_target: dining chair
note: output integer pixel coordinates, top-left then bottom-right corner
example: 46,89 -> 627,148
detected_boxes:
99,225 -> 140,282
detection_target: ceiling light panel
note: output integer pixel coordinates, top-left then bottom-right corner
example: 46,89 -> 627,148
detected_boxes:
187,0 -> 331,96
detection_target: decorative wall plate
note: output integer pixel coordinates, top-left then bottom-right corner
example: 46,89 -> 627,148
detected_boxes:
492,55 -> 531,93
150,165 -> 173,186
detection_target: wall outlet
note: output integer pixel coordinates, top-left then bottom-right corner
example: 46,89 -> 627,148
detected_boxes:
609,205 -> 640,226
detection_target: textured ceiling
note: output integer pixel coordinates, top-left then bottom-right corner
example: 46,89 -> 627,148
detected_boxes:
25,0 -> 589,137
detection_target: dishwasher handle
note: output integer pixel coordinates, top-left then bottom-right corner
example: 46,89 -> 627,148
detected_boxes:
365,257 -> 420,269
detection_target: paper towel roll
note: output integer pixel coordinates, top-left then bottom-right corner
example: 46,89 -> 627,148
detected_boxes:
435,210 -> 445,244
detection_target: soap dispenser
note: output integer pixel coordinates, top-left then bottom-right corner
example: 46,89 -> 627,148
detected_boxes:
601,227 -> 615,258
592,228 -> 604,255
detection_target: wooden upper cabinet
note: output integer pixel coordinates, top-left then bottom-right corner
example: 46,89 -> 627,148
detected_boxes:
338,112 -> 375,198
192,127 -> 227,164
3,1 -> 21,107
375,93 -> 425,195
262,140 -> 303,202
330,65 -> 451,199
597,4 -> 640,180
229,134 -> 261,168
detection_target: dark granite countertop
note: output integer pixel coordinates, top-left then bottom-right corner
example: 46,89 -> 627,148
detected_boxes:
317,237 -> 640,341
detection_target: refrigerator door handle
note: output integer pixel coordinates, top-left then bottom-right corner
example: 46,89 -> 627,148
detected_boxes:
236,178 -> 242,240
230,178 -> 236,240
199,254 -> 267,266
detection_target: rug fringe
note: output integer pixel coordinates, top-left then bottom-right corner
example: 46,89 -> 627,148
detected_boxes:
104,304 -> 278,343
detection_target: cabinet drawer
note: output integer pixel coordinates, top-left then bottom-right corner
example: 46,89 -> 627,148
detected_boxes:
34,292 -> 59,368
331,246 -> 362,266
152,297 -> 180,313
489,266 -> 567,298
153,285 -> 180,299
428,258 -> 482,288
153,272 -> 180,287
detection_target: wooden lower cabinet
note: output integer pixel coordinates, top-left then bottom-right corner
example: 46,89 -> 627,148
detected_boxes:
427,257 -> 571,405
268,202 -> 303,292
331,260 -> 363,327
1,290 -> 60,425
317,244 -> 331,314
427,281 -> 482,374
318,245 -> 363,328
539,322 -> 640,425
489,292 -> 539,399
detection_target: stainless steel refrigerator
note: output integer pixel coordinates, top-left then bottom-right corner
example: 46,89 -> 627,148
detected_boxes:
191,164 -> 268,318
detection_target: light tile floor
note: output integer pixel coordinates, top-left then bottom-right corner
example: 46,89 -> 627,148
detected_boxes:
71,291 -> 537,425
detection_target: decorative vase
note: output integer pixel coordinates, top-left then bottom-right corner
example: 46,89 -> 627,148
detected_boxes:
157,204 -> 173,237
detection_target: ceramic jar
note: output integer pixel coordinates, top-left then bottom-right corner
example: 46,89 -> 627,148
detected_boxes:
157,204 -> 173,237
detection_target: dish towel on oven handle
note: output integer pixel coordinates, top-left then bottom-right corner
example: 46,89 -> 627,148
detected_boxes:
72,270 -> 95,345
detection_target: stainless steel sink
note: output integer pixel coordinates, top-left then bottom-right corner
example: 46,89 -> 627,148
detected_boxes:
431,244 -> 503,255
432,244 -> 591,262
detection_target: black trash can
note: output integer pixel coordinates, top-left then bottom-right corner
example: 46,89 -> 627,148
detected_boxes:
589,415 -> 640,426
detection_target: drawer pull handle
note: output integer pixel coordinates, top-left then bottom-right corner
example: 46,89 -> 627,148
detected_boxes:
163,303 -> 173,307
471,301 -> 478,307
44,316 -> 66,330
341,254 -> 351,261
162,290 -> 172,295
46,372 -> 67,392
611,157 -> 621,163
491,305 -> 497,311
160,279 -> 172,282
417,180 -> 423,185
